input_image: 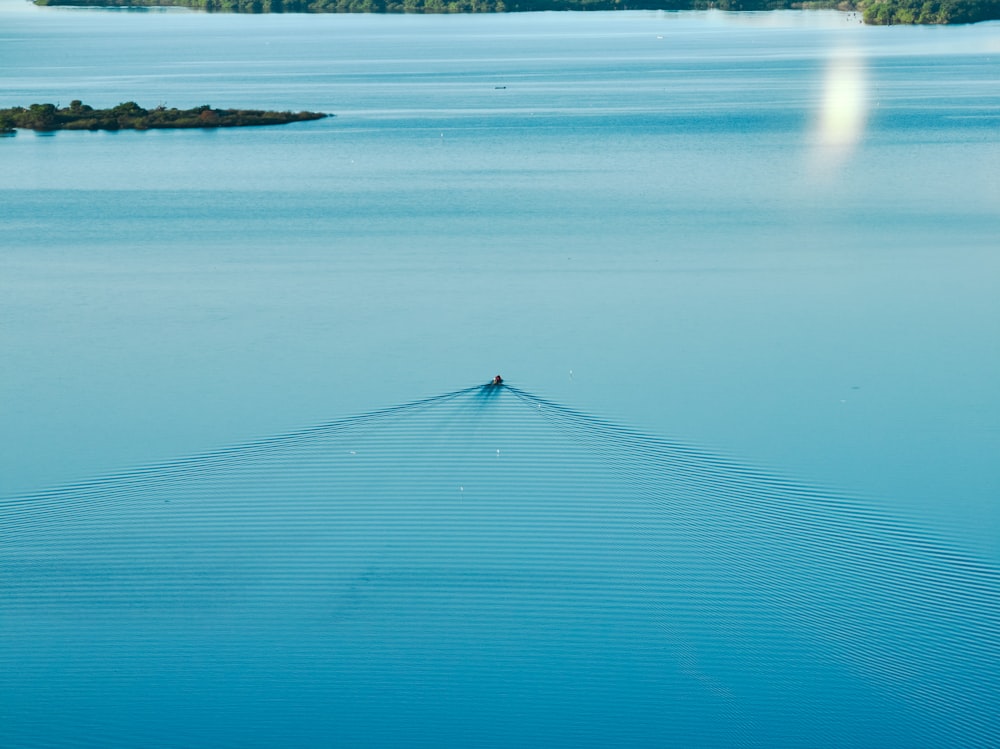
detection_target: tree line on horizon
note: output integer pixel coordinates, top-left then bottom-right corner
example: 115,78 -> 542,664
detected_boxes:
34,0 -> 843,10
31,0 -> 1000,22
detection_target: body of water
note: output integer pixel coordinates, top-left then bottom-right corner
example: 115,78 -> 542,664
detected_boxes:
1,4 -> 998,746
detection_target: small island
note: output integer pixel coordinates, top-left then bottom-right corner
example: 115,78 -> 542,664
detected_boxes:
0,101 -> 329,133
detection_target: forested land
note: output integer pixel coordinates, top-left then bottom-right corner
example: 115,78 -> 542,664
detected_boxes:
860,0 -> 998,22
31,0 -> 1000,23
35,0 -> 837,10
0,101 -> 328,133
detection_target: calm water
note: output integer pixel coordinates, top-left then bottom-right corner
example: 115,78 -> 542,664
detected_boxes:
1,4 -> 999,746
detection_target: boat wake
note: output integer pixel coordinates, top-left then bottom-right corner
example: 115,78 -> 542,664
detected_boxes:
2,383 -> 997,747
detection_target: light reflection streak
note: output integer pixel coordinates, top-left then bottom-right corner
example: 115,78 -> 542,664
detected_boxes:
810,47 -> 870,177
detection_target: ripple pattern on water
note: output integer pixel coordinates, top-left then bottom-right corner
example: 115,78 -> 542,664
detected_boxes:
2,384 -> 998,748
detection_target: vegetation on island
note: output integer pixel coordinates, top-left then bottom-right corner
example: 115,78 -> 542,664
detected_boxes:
860,0 -> 998,22
0,101 -> 328,133
30,0 -> 1000,22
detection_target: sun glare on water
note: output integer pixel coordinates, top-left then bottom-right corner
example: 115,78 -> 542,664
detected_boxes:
810,48 -> 870,176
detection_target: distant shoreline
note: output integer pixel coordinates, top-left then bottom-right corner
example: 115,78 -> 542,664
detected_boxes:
0,101 -> 329,133
30,0 -> 1000,24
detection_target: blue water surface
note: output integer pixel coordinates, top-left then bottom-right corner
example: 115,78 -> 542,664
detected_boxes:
1,5 -> 998,746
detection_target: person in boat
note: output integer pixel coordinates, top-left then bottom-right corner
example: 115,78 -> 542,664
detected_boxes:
492,375 -> 503,386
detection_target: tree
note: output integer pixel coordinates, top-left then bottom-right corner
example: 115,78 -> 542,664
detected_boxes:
112,101 -> 148,117
27,103 -> 57,130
